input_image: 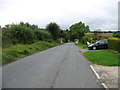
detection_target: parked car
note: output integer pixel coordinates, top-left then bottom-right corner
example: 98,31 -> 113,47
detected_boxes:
88,40 -> 108,50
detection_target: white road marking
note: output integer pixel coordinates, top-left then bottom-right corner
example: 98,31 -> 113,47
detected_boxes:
101,83 -> 109,90
90,65 -> 109,90
90,65 -> 100,79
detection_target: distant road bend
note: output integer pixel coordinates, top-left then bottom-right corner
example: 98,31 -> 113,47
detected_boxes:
3,43 -> 103,88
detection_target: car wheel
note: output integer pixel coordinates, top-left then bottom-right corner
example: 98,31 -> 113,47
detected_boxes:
93,47 -> 96,50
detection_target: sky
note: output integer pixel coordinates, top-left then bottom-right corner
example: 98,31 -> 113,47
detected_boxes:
0,0 -> 119,31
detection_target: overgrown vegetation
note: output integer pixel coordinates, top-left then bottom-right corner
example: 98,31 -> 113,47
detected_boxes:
2,21 -> 90,48
83,50 -> 120,66
2,22 -> 68,64
2,41 -> 62,64
2,22 -> 54,48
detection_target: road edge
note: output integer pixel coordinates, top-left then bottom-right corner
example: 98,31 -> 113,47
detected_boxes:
90,65 -> 109,90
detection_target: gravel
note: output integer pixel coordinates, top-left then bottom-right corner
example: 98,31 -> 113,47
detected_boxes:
92,64 -> 118,88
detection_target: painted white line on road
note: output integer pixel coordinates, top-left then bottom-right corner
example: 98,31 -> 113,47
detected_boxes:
101,83 -> 109,90
90,65 -> 109,90
90,65 -> 100,79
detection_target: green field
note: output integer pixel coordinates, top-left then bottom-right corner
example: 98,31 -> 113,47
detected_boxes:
83,50 -> 119,66
2,41 -> 62,64
75,43 -> 88,49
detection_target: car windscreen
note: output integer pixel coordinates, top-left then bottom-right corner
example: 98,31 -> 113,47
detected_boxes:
95,40 -> 108,44
95,41 -> 101,44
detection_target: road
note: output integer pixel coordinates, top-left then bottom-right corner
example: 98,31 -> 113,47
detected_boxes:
2,43 -> 103,88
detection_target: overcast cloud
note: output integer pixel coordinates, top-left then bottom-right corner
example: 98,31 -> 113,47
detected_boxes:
0,0 -> 119,31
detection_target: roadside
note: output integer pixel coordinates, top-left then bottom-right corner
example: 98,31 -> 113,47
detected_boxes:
0,47 -> 1,66
2,41 -> 63,65
92,64 -> 118,88
75,43 -> 88,50
76,43 -> 119,88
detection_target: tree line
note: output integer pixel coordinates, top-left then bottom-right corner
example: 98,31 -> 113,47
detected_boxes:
1,21 -> 90,48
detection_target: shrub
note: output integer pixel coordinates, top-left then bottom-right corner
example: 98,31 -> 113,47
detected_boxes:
108,38 -> 120,53
2,24 -> 35,48
81,36 -> 88,44
81,36 -> 95,44
10,25 -> 35,44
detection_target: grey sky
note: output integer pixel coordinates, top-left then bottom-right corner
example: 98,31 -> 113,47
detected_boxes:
0,0 -> 119,31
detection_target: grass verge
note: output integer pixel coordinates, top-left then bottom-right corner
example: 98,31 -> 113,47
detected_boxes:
2,41 -> 63,65
0,47 -> 1,65
83,50 -> 120,66
75,43 -> 88,49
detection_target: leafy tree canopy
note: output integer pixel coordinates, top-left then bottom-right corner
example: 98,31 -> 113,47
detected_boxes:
69,21 -> 90,41
46,22 -> 61,40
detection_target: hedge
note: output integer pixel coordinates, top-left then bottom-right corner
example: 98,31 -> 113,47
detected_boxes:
108,38 -> 120,53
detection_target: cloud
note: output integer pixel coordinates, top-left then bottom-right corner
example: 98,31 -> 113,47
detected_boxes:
0,0 -> 119,31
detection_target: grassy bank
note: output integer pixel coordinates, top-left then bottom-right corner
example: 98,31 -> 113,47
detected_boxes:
0,47 -> 1,65
75,43 -> 88,49
2,41 -> 62,64
83,50 -> 120,66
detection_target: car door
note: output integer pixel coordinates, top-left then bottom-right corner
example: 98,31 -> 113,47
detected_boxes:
98,41 -> 106,49
103,40 -> 108,49
98,40 -> 108,49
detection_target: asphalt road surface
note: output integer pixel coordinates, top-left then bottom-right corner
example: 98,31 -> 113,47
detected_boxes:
2,43 -> 103,88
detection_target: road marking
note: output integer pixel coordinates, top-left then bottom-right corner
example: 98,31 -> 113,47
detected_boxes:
101,83 -> 109,90
90,65 -> 100,79
90,65 -> 109,90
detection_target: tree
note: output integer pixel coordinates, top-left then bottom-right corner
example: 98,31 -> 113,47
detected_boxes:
34,28 -> 52,41
31,24 -> 38,30
69,21 -> 90,41
25,22 -> 30,28
20,22 -> 24,26
46,22 -> 61,40
63,31 -> 70,42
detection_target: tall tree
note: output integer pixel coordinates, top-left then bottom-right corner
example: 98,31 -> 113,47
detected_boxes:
69,21 -> 90,41
46,22 -> 61,40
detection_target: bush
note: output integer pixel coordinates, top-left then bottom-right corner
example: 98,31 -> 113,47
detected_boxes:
10,25 -> 35,44
108,38 -> 120,53
2,24 -> 35,48
81,36 -> 88,44
81,36 -> 95,44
